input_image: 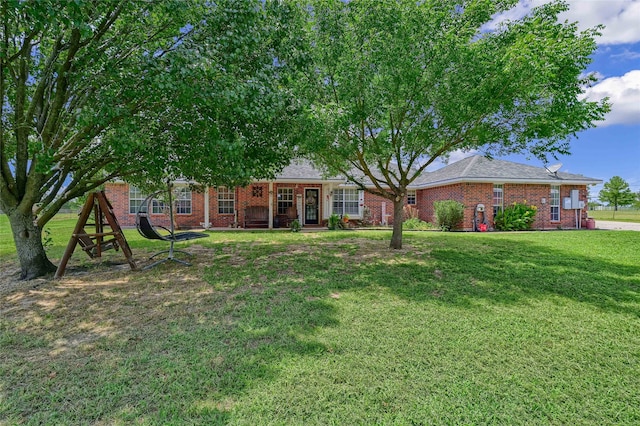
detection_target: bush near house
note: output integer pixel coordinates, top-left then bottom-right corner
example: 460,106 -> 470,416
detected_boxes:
434,200 -> 465,231
494,202 -> 537,231
403,217 -> 434,230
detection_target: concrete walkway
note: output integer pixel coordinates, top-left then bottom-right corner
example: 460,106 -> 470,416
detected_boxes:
595,220 -> 640,231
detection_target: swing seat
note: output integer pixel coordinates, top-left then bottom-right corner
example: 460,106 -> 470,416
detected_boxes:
136,190 -> 208,269
76,231 -> 120,258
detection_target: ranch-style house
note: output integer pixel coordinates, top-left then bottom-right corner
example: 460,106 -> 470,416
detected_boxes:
104,155 -> 601,231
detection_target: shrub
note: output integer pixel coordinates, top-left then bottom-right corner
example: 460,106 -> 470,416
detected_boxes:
402,217 -> 434,230
328,213 -> 343,230
290,219 -> 301,232
433,200 -> 464,231
494,202 -> 537,231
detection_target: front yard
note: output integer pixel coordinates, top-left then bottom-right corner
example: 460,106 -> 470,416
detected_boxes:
1,224 -> 639,424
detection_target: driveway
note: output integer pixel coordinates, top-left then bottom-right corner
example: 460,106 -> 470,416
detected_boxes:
595,220 -> 640,231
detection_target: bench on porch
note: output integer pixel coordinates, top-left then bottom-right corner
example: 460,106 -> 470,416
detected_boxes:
244,205 -> 269,228
276,205 -> 298,228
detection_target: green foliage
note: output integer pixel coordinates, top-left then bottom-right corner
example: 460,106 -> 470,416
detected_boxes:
402,217 -> 434,231
295,0 -> 608,249
599,176 -> 636,213
41,229 -> 53,252
327,213 -> 344,230
1,0 -> 303,277
494,202 -> 538,231
290,219 -> 301,232
433,200 -> 465,231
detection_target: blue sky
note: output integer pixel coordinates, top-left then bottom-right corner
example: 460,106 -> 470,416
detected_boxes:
432,0 -> 640,201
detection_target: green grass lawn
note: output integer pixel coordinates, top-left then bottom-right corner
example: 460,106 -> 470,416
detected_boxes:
1,218 -> 640,424
588,209 -> 640,223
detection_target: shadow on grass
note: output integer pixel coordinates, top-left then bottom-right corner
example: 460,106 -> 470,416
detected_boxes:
354,233 -> 640,318
1,231 -> 639,423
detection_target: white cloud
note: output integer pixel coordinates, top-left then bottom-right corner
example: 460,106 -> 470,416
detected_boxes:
611,49 -> 640,60
561,0 -> 640,45
487,1 -> 640,45
583,70 -> 640,126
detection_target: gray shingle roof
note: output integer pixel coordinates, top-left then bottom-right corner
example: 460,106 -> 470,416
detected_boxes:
419,155 -> 601,187
266,159 -> 343,182
268,155 -> 601,187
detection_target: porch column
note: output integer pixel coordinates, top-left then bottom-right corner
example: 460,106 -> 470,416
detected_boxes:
204,187 -> 210,229
268,181 -> 274,229
297,194 -> 303,226
324,184 -> 332,219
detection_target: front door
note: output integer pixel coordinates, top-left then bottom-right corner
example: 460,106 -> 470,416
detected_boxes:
304,188 -> 319,225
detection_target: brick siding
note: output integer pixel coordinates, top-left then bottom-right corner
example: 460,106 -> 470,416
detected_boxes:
105,181 -> 590,231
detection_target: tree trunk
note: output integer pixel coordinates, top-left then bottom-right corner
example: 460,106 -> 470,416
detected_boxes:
7,209 -> 57,280
389,199 -> 404,249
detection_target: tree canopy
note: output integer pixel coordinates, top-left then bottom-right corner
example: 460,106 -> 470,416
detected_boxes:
0,0 -> 302,279
599,176 -> 635,214
295,0 -> 609,248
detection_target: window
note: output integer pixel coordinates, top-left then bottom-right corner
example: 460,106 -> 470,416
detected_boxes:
492,184 -> 503,217
174,187 -> 192,214
407,189 -> 416,205
550,185 -> 560,222
151,199 -> 166,214
218,187 -> 235,214
333,188 -> 359,216
129,186 -> 147,214
130,186 -> 190,215
277,187 -> 294,214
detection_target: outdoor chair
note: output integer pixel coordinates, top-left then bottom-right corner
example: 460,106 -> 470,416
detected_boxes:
136,187 -> 208,269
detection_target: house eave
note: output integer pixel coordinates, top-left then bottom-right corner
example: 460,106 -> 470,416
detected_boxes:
255,178 -> 345,184
415,177 -> 602,189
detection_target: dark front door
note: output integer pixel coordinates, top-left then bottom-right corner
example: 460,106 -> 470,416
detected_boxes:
304,188 -> 319,225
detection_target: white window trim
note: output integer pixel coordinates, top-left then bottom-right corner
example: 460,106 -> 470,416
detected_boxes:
407,189 -> 416,205
332,188 -> 363,218
277,187 -> 294,215
129,186 -> 146,214
174,187 -> 192,215
550,185 -> 561,222
217,187 -> 235,215
492,184 -> 503,217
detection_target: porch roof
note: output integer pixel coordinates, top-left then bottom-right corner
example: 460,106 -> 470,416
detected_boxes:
256,159 -> 345,184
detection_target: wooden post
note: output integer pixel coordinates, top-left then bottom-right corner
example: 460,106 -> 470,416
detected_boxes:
55,192 -> 136,278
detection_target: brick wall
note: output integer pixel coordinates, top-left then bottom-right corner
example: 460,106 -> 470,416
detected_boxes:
362,192 -> 392,225
416,184 -> 466,226
106,181 -> 590,231
105,183 -> 131,226
414,182 -> 589,231
105,183 -> 206,229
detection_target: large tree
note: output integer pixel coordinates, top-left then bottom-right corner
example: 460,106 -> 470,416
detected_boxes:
599,176 -> 635,217
296,0 -> 609,248
1,0 -> 301,279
